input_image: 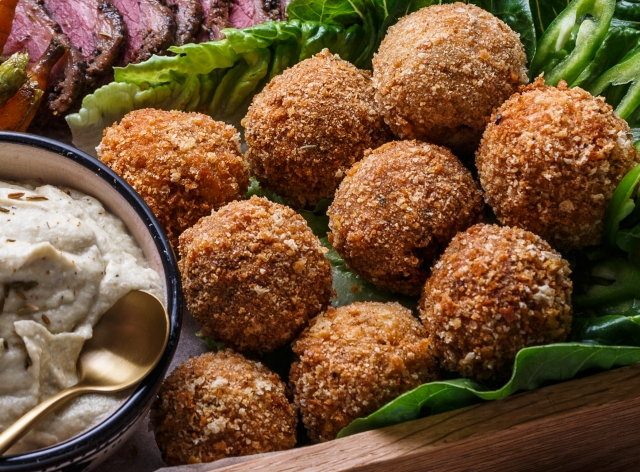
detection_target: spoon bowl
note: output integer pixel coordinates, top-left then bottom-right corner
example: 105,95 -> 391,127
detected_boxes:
0,290 -> 169,455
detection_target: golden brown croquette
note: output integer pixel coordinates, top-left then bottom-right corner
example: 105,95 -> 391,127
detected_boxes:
476,78 -> 637,252
151,350 -> 297,466
290,302 -> 439,443
242,49 -> 391,208
327,140 -> 484,296
373,3 -> 528,156
178,196 -> 334,354
420,224 -> 572,382
97,109 -> 250,250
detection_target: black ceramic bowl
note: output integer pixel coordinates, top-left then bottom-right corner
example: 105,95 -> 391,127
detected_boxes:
0,132 -> 182,472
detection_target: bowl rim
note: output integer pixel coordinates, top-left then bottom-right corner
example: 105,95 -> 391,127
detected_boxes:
0,131 -> 183,469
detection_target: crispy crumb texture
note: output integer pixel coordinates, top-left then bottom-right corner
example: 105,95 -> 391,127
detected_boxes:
476,78 -> 637,251
243,49 -> 391,208
290,302 -> 439,443
179,196 -> 334,354
151,351 -> 297,466
420,224 -> 573,382
328,140 -> 485,295
373,3 -> 528,155
97,108 -> 250,250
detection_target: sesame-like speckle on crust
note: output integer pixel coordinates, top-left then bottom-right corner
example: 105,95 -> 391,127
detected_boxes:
420,224 -> 572,382
290,302 -> 439,443
476,78 -> 637,251
327,140 -> 485,296
151,351 -> 297,466
242,49 -> 392,208
373,3 -> 528,156
178,196 -> 334,354
97,109 -> 250,250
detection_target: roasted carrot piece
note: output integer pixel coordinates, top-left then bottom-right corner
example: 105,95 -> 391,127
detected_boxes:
0,0 -> 19,52
0,81 -> 42,130
0,37 -> 66,131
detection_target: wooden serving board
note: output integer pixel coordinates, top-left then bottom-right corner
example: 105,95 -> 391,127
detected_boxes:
210,363 -> 640,471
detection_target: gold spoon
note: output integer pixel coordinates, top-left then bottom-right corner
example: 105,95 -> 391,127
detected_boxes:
0,290 -> 169,455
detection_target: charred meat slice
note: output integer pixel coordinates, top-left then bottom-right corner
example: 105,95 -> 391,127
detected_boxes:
165,0 -> 201,45
111,0 -> 175,64
4,0 -> 58,62
228,0 -> 280,28
3,0 -> 86,115
48,44 -> 85,114
197,0 -> 229,41
43,0 -> 126,86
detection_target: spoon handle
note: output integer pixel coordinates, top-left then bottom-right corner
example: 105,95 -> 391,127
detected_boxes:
0,384 -> 85,456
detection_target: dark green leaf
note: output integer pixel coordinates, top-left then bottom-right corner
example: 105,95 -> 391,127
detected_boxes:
286,0 -> 367,25
338,343 -> 640,437
589,298 -> 640,316
529,0 -> 569,37
573,258 -> 640,307
616,225 -> 640,252
613,0 -> 640,29
570,315 -> 640,345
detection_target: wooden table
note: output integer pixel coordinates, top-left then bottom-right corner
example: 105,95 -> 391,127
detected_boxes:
202,363 -> 640,472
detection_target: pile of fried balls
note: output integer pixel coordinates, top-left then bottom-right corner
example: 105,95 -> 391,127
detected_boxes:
96,3 -> 637,466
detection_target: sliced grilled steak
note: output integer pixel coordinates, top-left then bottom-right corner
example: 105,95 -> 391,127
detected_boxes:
198,0 -> 229,41
4,0 -> 58,63
43,0 -> 126,86
111,0 -> 175,64
48,45 -> 85,114
3,0 -> 86,115
165,0 -> 201,45
228,0 -> 280,28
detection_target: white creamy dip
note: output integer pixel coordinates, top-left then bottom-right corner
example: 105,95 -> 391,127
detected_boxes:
0,181 -> 164,454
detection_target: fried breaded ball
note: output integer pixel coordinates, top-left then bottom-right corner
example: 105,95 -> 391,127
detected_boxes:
97,109 -> 250,250
242,49 -> 391,208
290,302 -> 439,443
420,224 -> 572,382
151,350 -> 297,466
476,78 -> 637,251
179,196 -> 334,354
327,140 -> 484,296
373,3 -> 528,156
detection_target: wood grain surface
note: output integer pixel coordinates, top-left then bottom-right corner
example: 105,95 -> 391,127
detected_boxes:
210,363 -> 640,471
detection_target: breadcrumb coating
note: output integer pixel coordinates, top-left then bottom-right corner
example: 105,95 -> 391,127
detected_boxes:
373,3 -> 528,156
97,109 -> 250,250
327,140 -> 484,296
476,78 -> 637,251
178,196 -> 334,354
420,224 -> 572,382
151,351 -> 297,466
242,49 -> 391,208
290,302 -> 439,443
